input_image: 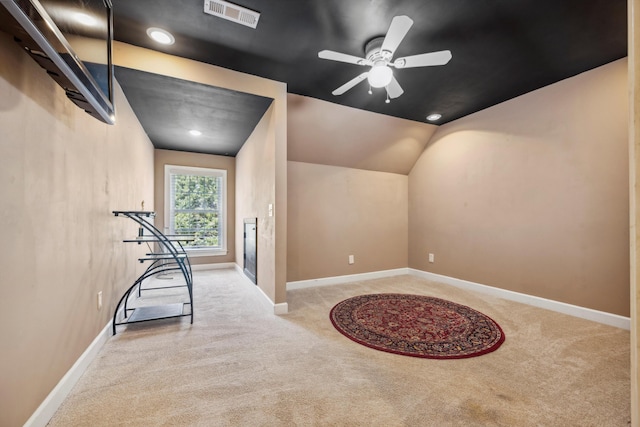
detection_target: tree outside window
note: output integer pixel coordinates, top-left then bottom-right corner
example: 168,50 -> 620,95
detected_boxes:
165,165 -> 226,254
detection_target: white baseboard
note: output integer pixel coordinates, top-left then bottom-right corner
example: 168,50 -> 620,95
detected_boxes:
273,302 -> 289,315
191,262 -> 236,271
23,266 -> 629,427
285,267 -> 629,330
24,261 -> 285,427
23,321 -> 112,427
287,268 -> 410,290
234,264 -> 288,315
409,269 -> 630,330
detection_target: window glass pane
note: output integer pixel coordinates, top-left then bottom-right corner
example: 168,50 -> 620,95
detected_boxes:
174,212 -> 219,246
167,169 -> 225,250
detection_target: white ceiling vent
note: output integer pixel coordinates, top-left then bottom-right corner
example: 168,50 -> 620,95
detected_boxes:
204,0 -> 260,29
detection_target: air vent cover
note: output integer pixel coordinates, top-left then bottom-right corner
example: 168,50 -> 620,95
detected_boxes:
203,0 -> 260,29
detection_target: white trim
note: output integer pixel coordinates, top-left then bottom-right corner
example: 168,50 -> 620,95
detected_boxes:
286,268 -> 410,290
409,269 -> 631,330
234,264 -> 289,314
234,263 -> 244,276
274,302 -> 289,315
285,267 -> 629,330
190,262 -> 236,271
23,321 -> 112,427
185,248 -> 229,257
164,164 -> 227,253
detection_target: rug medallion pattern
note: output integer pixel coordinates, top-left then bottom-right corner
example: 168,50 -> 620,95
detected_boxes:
330,293 -> 505,359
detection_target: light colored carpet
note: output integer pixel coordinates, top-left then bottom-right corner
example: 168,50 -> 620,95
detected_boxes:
48,269 -> 630,426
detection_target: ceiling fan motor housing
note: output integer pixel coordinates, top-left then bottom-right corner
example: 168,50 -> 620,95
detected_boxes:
365,37 -> 392,62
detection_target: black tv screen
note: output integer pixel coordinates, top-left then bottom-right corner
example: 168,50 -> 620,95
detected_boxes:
0,0 -> 115,124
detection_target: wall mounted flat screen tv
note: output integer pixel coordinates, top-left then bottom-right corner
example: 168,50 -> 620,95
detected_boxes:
0,0 -> 115,124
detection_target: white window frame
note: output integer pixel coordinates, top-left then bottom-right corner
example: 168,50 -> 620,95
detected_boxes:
164,164 -> 227,257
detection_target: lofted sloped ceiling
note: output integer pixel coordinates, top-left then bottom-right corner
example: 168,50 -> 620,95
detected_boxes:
111,0 -> 627,155
287,93 -> 437,175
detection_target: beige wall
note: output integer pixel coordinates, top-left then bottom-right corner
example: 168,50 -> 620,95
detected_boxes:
0,32 -> 154,426
287,161 -> 408,281
154,149 -> 236,265
235,104 -> 281,301
114,42 -> 288,306
286,93 -> 432,282
409,58 -> 629,316
288,94 -> 436,174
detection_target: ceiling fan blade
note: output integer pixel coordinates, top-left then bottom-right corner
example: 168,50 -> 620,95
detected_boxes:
394,50 -> 452,68
380,15 -> 414,56
385,76 -> 404,99
318,50 -> 369,66
332,72 -> 369,95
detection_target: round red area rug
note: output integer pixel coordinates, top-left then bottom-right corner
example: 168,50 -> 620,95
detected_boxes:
330,293 -> 505,359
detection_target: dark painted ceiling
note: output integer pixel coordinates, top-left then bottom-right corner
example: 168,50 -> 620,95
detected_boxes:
111,0 -> 627,153
115,67 -> 272,156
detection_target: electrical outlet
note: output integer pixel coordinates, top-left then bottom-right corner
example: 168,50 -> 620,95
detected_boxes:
97,291 -> 103,310
268,203 -> 273,217
428,253 -> 435,263
348,255 -> 355,264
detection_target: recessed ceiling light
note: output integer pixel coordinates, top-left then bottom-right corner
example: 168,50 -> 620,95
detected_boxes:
189,129 -> 202,136
146,27 -> 175,45
426,113 -> 442,122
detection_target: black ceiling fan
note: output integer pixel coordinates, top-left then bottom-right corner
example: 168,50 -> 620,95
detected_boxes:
318,15 -> 452,100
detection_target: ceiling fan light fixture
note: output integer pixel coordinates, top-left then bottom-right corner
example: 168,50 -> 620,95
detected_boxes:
147,27 -> 175,45
318,15 -> 451,99
367,64 -> 393,88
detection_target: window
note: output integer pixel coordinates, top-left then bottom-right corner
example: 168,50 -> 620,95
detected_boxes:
164,165 -> 227,256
